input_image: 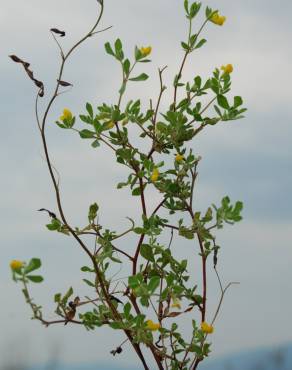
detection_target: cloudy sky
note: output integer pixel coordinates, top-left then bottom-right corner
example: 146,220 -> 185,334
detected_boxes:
1,0 -> 292,369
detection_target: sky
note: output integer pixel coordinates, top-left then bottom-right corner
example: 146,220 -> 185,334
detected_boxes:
1,0 -> 292,369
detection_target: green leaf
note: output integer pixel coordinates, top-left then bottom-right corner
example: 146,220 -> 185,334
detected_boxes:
140,244 -> 154,262
56,122 -> 67,129
132,187 -> 141,196
88,202 -> 99,222
181,41 -> 189,51
234,96 -> 243,108
180,259 -> 188,271
83,279 -> 95,287
46,218 -> 61,231
205,6 -> 213,18
27,275 -> 43,283
104,42 -> 115,56
79,129 -> 95,139
128,275 -> 141,289
135,46 -> 143,61
189,2 -> 201,18
123,59 -> 130,75
91,139 -> 100,148
140,296 -> 149,307
79,115 -> 92,124
129,73 -> 149,82
114,39 -> 124,61
123,302 -> 131,318
62,287 -> 73,306
217,95 -> 229,109
184,0 -> 189,15
24,258 -> 41,274
194,295 -> 203,304
214,105 -> 222,117
119,82 -> 126,95
86,103 -> 93,118
109,321 -> 124,330
110,255 -> 122,264
148,276 -> 160,293
194,39 -> 207,49
81,266 -> 94,272
189,34 -> 198,48
115,38 -> 123,53
189,344 -> 202,355
139,59 -> 151,63
54,293 -> 61,303
194,76 -> 201,88
133,227 -> 145,234
179,226 -> 194,240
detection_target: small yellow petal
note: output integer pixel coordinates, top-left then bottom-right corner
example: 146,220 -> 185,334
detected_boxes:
150,168 -> 159,182
60,108 -> 73,122
221,64 -> 233,74
10,260 -> 24,270
175,154 -> 184,162
140,46 -> 152,57
146,320 -> 161,331
210,13 -> 226,26
201,321 -> 214,334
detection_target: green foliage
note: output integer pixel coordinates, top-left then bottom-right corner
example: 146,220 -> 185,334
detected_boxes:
10,1 -> 246,369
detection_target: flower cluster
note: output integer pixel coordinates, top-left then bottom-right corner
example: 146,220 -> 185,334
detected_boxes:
10,260 -> 24,270
221,64 -> 233,74
210,12 -> 226,26
201,321 -> 214,334
146,320 -> 161,331
140,46 -> 152,57
175,153 -> 185,162
59,108 -> 73,122
151,168 -> 160,182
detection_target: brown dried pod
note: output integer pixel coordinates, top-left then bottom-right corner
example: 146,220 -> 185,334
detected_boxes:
57,79 -> 73,87
9,54 -> 45,97
50,28 -> 66,37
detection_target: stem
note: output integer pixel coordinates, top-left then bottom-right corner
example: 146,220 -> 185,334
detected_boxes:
173,18 -> 192,111
34,3 -> 151,368
197,234 -> 207,322
173,17 -> 209,112
173,51 -> 189,111
153,66 -> 167,125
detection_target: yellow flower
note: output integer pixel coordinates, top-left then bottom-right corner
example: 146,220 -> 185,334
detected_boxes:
140,46 -> 152,57
150,168 -> 159,182
60,108 -> 73,121
146,320 -> 161,331
210,12 -> 226,26
201,321 -> 214,334
106,121 -> 115,129
171,298 -> 181,310
175,154 -> 184,162
221,64 -> 233,74
10,260 -> 24,270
